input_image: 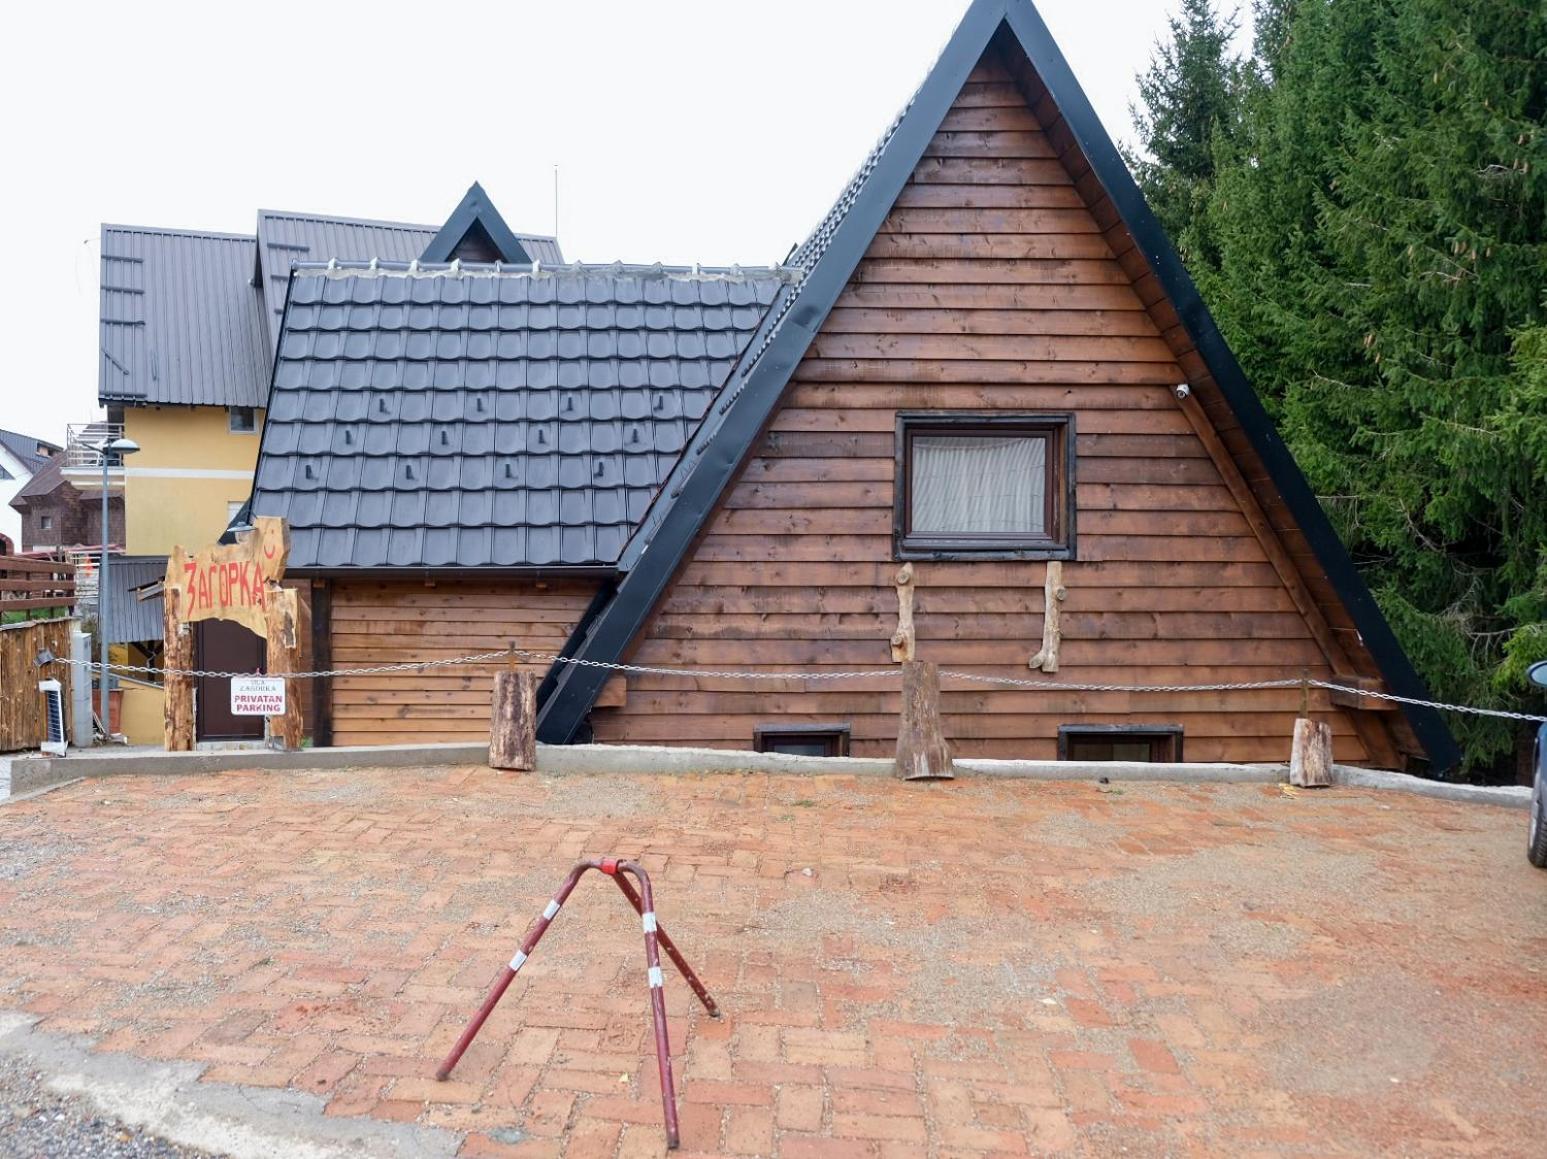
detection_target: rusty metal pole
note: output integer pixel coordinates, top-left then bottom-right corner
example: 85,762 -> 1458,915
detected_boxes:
436,857 -> 717,1151
610,860 -> 683,1146
611,870 -> 719,1018
434,862 -> 589,1081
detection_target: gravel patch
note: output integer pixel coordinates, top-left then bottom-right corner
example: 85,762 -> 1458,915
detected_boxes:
0,838 -> 83,883
0,1052 -> 223,1159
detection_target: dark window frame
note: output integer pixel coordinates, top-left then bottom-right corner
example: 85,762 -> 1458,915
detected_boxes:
1058,724 -> 1184,763
228,406 -> 257,434
753,723 -> 852,758
893,412 -> 1076,561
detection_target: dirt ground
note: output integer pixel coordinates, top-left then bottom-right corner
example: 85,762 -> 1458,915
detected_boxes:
2,766 -> 1545,1158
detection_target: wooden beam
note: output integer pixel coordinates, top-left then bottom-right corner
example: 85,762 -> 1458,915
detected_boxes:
310,579 -> 334,747
1327,676 -> 1398,713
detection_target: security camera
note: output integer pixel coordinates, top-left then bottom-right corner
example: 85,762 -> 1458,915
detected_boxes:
1174,383 -> 1191,401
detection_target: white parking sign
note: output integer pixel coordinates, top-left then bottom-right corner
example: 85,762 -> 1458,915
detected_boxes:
230,676 -> 286,716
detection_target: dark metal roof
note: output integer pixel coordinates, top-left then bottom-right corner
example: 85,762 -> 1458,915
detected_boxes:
250,261 -> 792,572
536,0 -> 1459,772
0,429 -> 60,474
422,183 -> 550,265
98,226 -> 272,408
8,456 -> 64,507
255,209 -> 563,350
101,555 -> 166,644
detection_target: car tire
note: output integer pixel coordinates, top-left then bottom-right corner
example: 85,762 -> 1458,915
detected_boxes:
1530,772 -> 1547,869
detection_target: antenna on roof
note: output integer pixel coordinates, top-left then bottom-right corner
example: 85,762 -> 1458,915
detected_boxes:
553,165 -> 560,239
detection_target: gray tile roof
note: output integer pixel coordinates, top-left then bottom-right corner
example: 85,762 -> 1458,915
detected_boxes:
99,226 -> 272,408
0,428 -> 61,474
255,210 -> 563,349
101,555 -> 167,644
251,262 -> 792,571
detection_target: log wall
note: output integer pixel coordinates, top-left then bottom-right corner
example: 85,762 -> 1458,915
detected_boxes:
592,49 -> 1392,764
328,579 -> 596,746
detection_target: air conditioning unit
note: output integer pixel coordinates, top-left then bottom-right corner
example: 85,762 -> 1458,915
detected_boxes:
38,679 -> 67,756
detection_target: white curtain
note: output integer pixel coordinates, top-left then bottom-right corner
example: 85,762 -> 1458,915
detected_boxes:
912,435 -> 1046,535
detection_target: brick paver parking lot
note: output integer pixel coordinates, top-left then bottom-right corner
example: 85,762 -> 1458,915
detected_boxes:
3,767 -> 1546,1157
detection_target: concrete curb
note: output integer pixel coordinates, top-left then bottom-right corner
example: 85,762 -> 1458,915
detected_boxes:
3,742 -> 1528,810
2,742 -> 490,796
958,758 -> 1285,783
0,1010 -> 460,1158
538,743 -> 896,777
1331,764 -> 1530,811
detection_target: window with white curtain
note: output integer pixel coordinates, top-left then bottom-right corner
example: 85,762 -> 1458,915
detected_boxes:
897,414 -> 1072,558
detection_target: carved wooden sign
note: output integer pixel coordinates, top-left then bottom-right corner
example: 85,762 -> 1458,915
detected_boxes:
166,517 -> 288,638
162,516 -> 303,752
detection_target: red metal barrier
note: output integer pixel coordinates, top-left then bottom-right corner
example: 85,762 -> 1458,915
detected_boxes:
436,857 -> 718,1150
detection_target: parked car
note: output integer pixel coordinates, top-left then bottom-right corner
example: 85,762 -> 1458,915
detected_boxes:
1529,661 -> 1547,868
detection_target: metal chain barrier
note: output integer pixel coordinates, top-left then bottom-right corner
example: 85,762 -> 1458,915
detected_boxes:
52,648 -> 1547,723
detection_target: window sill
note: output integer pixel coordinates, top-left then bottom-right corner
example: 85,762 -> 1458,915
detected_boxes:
896,541 -> 1075,562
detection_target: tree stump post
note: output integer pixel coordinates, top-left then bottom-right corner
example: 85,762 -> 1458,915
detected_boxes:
1289,718 -> 1333,787
895,660 -> 953,781
264,585 -> 304,751
489,670 -> 537,771
162,584 -> 194,752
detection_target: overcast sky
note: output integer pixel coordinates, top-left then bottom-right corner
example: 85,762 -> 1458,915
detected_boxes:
0,0 -> 1246,445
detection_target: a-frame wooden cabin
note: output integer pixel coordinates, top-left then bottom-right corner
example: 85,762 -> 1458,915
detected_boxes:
538,0 -> 1458,770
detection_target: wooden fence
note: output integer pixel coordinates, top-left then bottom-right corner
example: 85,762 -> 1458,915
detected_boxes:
1,556 -> 78,751
0,617 -> 74,753
0,555 -> 77,623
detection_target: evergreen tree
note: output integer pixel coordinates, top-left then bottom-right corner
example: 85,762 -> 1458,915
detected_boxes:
1202,0 -> 1547,771
1248,0 -> 1297,80
1128,0 -> 1243,259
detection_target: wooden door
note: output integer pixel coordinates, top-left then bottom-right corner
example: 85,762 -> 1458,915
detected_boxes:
194,620 -> 266,740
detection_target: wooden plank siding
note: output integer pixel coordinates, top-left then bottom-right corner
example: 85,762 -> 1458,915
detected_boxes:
591,49 -> 1394,765
1,618 -> 73,754
327,580 -> 598,746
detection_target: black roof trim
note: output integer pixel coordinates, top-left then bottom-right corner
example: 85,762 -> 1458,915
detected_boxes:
537,0 -> 1459,770
421,182 -> 535,265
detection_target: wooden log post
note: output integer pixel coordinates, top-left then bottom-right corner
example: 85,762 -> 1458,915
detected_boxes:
889,563 -> 916,663
895,660 -> 954,781
1028,560 -> 1066,673
489,669 -> 537,771
162,585 -> 194,752
1289,718 -> 1334,788
310,579 -> 333,748
264,585 -> 304,751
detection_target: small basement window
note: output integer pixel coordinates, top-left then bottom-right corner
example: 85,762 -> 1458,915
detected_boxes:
228,406 -> 257,433
1059,725 -> 1183,763
896,413 -> 1074,560
754,725 -> 851,758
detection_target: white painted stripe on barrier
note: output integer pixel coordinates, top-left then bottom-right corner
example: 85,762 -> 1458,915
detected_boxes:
543,900 -> 561,920
648,966 -> 664,989
642,912 -> 657,933
510,950 -> 528,971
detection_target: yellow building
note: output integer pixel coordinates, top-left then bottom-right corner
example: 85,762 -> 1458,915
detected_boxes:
121,404 -> 265,556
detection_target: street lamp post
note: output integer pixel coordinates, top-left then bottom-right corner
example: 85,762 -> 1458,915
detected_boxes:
97,436 -> 139,739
